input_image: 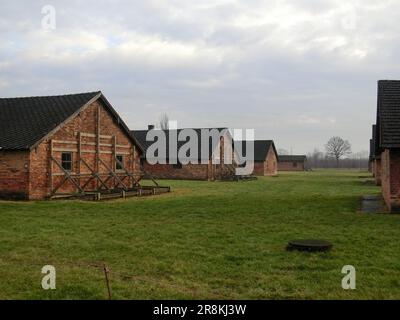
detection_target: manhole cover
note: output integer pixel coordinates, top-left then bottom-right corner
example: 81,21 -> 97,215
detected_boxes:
363,195 -> 380,201
361,195 -> 385,214
287,239 -> 333,252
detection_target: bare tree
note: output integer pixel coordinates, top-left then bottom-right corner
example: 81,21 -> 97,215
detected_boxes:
325,136 -> 352,167
158,113 -> 169,130
307,148 -> 324,169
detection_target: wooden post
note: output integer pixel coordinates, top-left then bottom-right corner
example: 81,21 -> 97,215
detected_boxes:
96,105 -> 101,190
112,135 -> 117,190
103,264 -> 112,300
49,140 -> 54,195
78,132 -> 82,190
131,145 -> 135,188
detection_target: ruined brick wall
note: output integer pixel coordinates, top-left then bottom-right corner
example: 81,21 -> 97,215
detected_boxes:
278,161 -> 305,171
28,99 -> 140,200
0,151 -> 30,200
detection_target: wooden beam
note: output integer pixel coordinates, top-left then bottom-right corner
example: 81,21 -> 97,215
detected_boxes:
81,150 -> 113,154
53,148 -> 78,153
77,132 -> 82,187
98,157 -> 128,191
81,142 -> 113,147
51,156 -> 84,194
51,172 -> 134,177
112,135 -> 117,189
51,176 -> 69,195
49,140 -> 53,194
131,145 -> 139,186
115,156 -> 143,187
80,157 -> 110,190
96,105 -> 101,190
76,132 -> 112,139
53,140 -> 78,145
139,164 -> 159,187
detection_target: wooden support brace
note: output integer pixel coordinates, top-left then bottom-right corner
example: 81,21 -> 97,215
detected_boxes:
50,156 -> 84,194
98,157 -> 128,191
80,158 -> 110,190
114,156 -> 142,187
139,164 -> 159,187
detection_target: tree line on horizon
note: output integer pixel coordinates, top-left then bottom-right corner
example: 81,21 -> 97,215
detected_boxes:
281,136 -> 369,170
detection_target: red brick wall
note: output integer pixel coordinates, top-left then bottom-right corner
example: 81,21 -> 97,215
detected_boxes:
27,99 -> 140,200
0,151 -> 30,199
278,161 -> 305,171
253,162 -> 264,176
381,149 -> 400,212
371,160 -> 376,177
381,151 -> 390,209
143,162 -> 210,180
142,134 -> 236,181
252,147 -> 278,176
265,147 -> 278,176
374,158 -> 382,186
389,149 -> 400,212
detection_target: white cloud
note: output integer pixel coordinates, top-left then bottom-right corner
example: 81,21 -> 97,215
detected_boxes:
0,0 -> 399,153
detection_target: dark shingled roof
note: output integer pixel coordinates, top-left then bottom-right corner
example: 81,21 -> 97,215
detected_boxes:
0,91 -> 142,151
278,155 -> 307,162
369,138 -> 374,161
376,80 -> 400,148
240,140 -> 278,162
370,124 -> 381,160
131,128 -> 229,161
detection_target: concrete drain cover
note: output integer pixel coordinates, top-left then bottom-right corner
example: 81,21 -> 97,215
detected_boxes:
361,195 -> 385,214
287,239 -> 333,252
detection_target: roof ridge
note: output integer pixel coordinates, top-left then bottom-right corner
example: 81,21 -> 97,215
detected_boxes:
132,127 -> 229,131
0,91 -> 101,100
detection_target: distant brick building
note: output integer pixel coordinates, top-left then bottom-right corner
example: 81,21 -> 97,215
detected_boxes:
369,138 -> 373,173
370,124 -> 381,185
0,92 -> 157,200
131,127 -> 239,181
278,155 -> 307,171
374,80 -> 400,212
240,140 -> 278,176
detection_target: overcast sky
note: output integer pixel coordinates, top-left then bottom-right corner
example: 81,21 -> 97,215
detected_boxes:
1,1 -> 399,154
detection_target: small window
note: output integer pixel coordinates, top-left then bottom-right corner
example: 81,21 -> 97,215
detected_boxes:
61,152 -> 72,171
173,162 -> 183,169
116,155 -> 124,170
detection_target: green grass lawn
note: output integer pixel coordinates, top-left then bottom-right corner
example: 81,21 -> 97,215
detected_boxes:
0,170 -> 399,300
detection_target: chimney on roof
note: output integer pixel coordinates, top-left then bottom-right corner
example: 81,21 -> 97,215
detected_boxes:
148,124 -> 155,130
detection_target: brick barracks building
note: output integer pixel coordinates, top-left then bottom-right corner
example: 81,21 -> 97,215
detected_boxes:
370,124 -> 381,185
131,127 -> 242,181
278,155 -> 308,171
373,80 -> 400,212
0,92 -> 167,201
240,140 -> 278,176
